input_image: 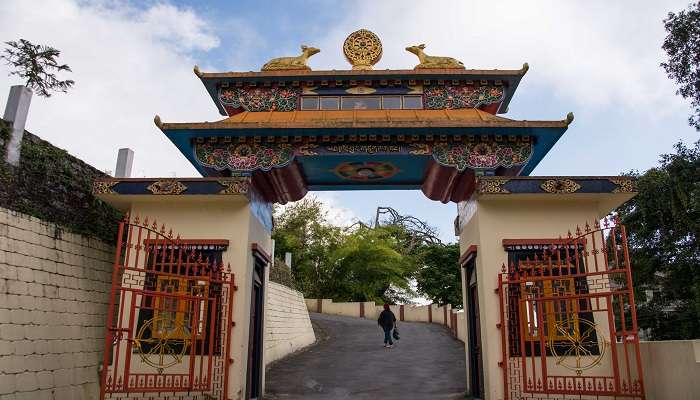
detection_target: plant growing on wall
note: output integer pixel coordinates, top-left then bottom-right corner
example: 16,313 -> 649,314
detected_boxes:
2,39 -> 74,97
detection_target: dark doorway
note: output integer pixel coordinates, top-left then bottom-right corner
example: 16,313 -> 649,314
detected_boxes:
466,260 -> 484,398
246,256 -> 266,399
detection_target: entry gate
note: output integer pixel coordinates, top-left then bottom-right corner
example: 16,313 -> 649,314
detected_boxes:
498,217 -> 645,399
100,215 -> 235,400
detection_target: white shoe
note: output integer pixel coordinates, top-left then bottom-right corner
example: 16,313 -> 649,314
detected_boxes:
388,344 -> 393,348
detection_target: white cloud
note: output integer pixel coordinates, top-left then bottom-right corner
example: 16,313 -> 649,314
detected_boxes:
313,192 -> 361,227
0,0 -> 226,177
311,0 -> 688,117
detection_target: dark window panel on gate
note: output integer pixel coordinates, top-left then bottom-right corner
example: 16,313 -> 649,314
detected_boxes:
301,96 -> 319,110
505,248 -> 599,358
382,95 -> 401,109
320,96 -> 340,110
402,95 -> 423,109
341,96 -> 381,110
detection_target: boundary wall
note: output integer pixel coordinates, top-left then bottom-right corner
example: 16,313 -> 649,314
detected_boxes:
0,207 -> 113,400
305,299 -> 466,342
264,282 -> 315,366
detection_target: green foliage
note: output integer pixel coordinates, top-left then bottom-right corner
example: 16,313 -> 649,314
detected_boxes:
0,124 -> 121,242
617,140 -> 700,339
272,197 -> 343,295
2,39 -> 74,97
661,2 -> 700,130
269,259 -> 296,290
323,226 -> 416,303
272,198 -> 418,303
415,243 -> 463,307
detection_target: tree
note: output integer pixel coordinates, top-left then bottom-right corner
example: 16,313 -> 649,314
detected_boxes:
272,197 -> 342,295
2,39 -> 74,97
661,2 -> 700,130
616,140 -> 700,339
415,243 -> 463,307
323,226 -> 416,303
272,198 -> 419,302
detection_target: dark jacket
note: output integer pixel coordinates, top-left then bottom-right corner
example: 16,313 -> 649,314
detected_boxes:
378,309 -> 396,330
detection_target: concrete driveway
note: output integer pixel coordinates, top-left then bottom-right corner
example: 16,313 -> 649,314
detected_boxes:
265,312 -> 467,400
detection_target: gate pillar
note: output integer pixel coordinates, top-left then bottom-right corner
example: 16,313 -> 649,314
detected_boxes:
94,177 -> 273,399
456,176 -> 638,400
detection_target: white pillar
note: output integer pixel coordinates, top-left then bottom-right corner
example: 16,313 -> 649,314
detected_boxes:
284,252 -> 292,268
114,148 -> 134,178
3,85 -> 33,166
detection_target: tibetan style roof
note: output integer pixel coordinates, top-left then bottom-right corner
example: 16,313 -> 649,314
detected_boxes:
195,65 -> 529,116
159,109 -> 570,131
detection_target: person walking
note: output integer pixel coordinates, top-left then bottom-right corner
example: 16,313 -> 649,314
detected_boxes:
377,303 -> 397,348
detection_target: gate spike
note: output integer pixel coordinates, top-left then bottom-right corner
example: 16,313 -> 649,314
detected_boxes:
603,216 -> 610,228
501,263 -> 506,273
567,230 -> 573,239
123,211 -> 130,222
152,219 -> 158,230
168,228 -> 173,239
160,223 -> 166,234
585,221 -> 591,233
226,263 -> 231,273
593,218 -> 600,229
576,225 -> 582,236
614,213 -> 622,225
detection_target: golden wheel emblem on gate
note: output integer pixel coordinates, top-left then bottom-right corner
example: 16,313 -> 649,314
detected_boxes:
343,29 -> 382,70
133,316 -> 190,374
547,317 -> 608,376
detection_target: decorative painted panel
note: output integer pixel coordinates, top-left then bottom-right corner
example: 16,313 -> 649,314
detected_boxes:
218,87 -> 301,112
194,139 -> 531,173
431,140 -> 532,171
195,143 -> 295,171
424,85 -> 504,110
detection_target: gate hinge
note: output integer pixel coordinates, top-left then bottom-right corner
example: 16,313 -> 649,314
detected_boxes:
498,361 -> 504,368
496,323 -> 502,329
228,358 -> 234,364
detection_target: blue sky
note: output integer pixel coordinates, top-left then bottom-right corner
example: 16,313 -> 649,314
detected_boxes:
1,0 -> 698,243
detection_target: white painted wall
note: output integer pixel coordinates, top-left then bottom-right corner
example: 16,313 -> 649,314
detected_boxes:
264,282 -> 315,365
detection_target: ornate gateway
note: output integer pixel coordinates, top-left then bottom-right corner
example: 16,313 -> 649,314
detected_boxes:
498,217 -> 645,399
100,215 -> 235,400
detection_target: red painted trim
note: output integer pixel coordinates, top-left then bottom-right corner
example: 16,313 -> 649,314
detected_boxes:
399,305 -> 405,321
251,243 -> 271,263
359,302 -> 365,318
428,304 -> 433,323
443,306 -> 448,326
317,298 -> 322,313
143,239 -> 229,246
501,238 -> 587,247
459,245 -> 478,266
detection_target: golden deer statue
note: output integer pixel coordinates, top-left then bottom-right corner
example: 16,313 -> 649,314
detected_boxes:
261,45 -> 320,71
405,44 -> 465,70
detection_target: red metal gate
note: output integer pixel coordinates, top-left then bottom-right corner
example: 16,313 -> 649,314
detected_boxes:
498,216 -> 645,399
100,215 -> 235,400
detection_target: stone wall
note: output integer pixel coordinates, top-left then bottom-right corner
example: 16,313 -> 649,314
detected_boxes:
0,119 -> 120,243
264,282 -> 315,366
0,207 -> 114,400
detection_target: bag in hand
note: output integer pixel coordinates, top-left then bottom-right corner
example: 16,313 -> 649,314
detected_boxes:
392,327 -> 400,340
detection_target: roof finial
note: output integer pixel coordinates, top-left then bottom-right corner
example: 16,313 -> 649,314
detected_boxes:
565,112 -> 575,125
521,62 -> 530,73
193,65 -> 202,77
154,115 -> 163,130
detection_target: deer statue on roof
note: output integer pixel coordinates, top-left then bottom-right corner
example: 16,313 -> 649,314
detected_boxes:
405,44 -> 465,70
261,45 -> 320,71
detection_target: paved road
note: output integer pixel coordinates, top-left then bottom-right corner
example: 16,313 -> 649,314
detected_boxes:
265,312 -> 467,400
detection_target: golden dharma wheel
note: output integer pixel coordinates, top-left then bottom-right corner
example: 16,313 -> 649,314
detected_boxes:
343,29 -> 382,70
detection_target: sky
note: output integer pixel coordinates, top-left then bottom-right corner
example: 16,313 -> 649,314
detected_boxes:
1,0 -> 698,243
